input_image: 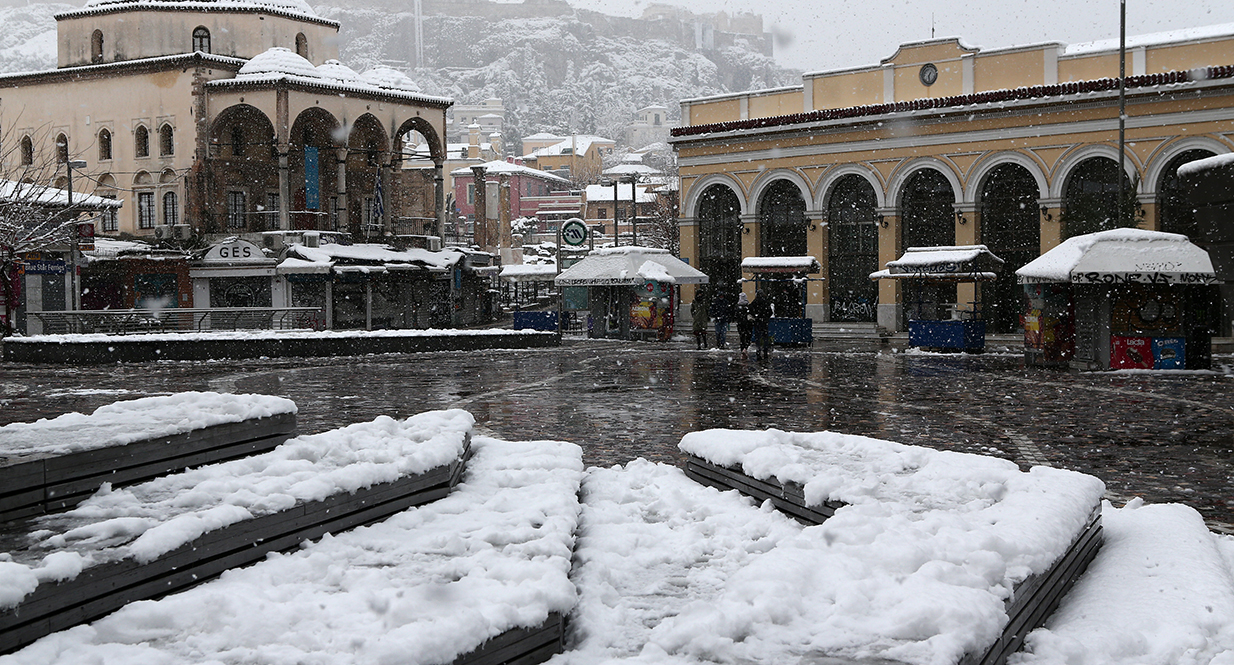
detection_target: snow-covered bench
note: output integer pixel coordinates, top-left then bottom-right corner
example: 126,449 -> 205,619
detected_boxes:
0,393 -> 298,522
679,429 -> 1105,665
1,435 -> 582,665
0,410 -> 474,655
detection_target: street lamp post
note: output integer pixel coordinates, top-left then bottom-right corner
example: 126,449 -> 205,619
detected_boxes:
625,174 -> 639,247
65,159 -> 87,311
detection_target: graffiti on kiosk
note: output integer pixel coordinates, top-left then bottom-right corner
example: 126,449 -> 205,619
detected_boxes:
1071,272 -> 1215,285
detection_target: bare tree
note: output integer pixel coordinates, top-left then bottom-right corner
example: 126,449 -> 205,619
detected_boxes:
639,190 -> 680,255
0,124 -> 102,336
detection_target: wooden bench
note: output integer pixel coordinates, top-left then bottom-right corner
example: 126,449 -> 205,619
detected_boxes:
0,436 -> 471,655
451,613 -> 565,665
0,413 -> 296,522
682,453 -> 1103,665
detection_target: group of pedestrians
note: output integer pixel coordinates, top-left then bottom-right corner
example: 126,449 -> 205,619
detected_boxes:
690,287 -> 774,359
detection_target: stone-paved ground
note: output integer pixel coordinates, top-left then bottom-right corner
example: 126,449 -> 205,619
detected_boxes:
1,339 -> 1231,529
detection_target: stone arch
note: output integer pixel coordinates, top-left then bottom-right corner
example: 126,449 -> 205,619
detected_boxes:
133,170 -> 153,186
347,113 -> 389,236
209,104 -> 276,159
1143,136 -> 1231,196
695,182 -> 744,290
966,151 -> 1049,204
683,173 -> 745,219
978,162 -> 1041,333
159,168 -> 178,184
825,172 -> 880,323
748,168 -> 813,216
817,164 -> 885,211
1050,144 -> 1141,199
394,115 -> 445,163
1059,155 -> 1135,239
887,157 -> 961,209
290,107 -> 342,231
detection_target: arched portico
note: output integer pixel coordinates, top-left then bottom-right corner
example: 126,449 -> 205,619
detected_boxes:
207,104 -> 279,233
289,107 -> 342,232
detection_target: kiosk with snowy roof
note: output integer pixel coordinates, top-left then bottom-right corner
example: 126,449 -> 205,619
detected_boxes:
555,246 -> 706,340
1015,229 -> 1219,370
871,245 -> 1004,351
741,255 -> 823,346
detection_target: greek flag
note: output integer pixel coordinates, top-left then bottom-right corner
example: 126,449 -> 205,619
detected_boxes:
373,176 -> 385,225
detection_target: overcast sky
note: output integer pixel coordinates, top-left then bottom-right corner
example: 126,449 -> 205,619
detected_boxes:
566,0 -> 1234,73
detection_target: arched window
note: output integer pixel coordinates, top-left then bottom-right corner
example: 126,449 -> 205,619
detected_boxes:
1061,157 -> 1133,239
827,174 -> 879,323
1157,149 -> 1216,239
55,133 -> 69,163
20,136 -> 33,166
295,33 -> 308,58
696,184 -> 742,291
135,126 -> 150,158
91,30 -> 104,63
192,27 -> 211,54
757,179 -> 808,317
163,191 -> 179,226
900,169 -> 957,322
980,163 -> 1041,333
98,128 -> 112,161
159,124 -> 174,156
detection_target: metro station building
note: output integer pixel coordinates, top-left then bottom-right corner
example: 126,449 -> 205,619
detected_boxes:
670,27 -> 1234,333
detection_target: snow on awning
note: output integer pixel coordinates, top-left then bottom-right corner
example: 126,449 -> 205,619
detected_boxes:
740,256 -> 822,274
500,264 -> 558,283
555,246 -> 708,286
871,245 -> 1003,282
1016,229 -> 1218,285
276,257 -> 332,274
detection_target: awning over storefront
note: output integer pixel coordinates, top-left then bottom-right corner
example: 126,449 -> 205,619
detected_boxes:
277,257 -> 332,275
555,246 -> 708,286
501,264 -> 558,283
282,242 -> 467,277
1016,229 -> 1218,285
871,245 -> 1003,282
741,256 -> 822,274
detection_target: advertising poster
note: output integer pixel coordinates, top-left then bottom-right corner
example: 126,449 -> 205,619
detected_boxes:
1111,335 -> 1154,369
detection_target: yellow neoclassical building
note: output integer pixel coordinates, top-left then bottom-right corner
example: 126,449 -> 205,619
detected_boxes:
670,26 -> 1234,333
0,0 -> 450,240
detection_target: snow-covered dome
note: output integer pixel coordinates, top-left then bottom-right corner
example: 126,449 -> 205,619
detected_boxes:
238,47 -> 318,78
316,59 -> 362,84
84,0 -> 319,17
359,66 -> 421,93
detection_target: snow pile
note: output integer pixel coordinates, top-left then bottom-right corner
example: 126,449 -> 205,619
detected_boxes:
3,435 -> 584,665
0,410 -> 473,609
662,428 -> 1107,664
0,392 -> 296,457
1012,500 -> 1234,665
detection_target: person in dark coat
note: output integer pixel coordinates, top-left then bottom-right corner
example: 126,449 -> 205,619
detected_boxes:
691,289 -> 710,350
735,292 -> 753,357
748,289 -> 774,359
710,289 -> 734,348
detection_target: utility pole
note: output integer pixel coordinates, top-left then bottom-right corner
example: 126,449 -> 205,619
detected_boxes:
65,158 -> 87,312
1117,0 -> 1127,228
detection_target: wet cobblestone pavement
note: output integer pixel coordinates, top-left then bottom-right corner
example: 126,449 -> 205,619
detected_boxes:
2,338 -> 1232,530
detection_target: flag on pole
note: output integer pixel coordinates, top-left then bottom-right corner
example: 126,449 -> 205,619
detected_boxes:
373,175 -> 385,225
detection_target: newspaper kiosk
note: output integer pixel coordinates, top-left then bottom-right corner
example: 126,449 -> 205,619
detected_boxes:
740,256 -> 821,346
871,246 -> 1004,352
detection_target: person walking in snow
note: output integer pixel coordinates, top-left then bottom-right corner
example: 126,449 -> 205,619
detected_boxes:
735,292 -> 753,357
691,290 -> 710,350
748,289 -> 774,359
710,289 -> 734,349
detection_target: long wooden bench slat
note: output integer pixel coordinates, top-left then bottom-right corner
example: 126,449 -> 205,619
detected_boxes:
0,445 -> 467,655
681,453 -> 1103,665
0,413 -> 296,521
451,613 -> 564,665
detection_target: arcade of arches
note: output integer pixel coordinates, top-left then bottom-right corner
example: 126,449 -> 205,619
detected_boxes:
202,102 -> 445,238
684,147 -> 1221,334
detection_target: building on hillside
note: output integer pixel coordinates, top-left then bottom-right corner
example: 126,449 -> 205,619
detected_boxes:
0,0 -> 451,243
626,105 -> 676,148
671,26 -> 1234,336
523,135 -> 616,183
405,125 -> 502,242
451,158 -> 571,254
521,132 -> 566,156
449,98 -> 504,144
583,182 -> 659,242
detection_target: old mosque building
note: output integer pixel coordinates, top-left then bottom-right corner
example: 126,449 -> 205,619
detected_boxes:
0,0 -> 450,241
671,26 -> 1234,333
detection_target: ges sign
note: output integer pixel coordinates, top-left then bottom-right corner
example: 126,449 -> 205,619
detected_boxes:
204,239 -> 266,263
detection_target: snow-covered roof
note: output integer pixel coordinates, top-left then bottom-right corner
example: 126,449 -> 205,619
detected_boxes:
282,242 -> 467,274
602,163 -> 661,177
211,48 -> 443,105
1176,151 -> 1234,178
1063,23 -> 1234,56
522,132 -> 564,141
499,263 -> 557,283
0,179 -> 123,210
870,245 -> 1004,281
449,160 -> 569,183
530,135 -> 615,158
582,183 -> 656,203
741,256 -> 822,273
1016,229 -> 1218,285
59,0 -> 335,26
555,246 -> 707,286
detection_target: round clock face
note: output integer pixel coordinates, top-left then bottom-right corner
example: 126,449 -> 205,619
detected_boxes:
919,63 -> 939,86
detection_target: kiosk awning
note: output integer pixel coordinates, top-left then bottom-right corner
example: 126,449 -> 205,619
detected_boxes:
555,246 -> 708,286
501,264 -> 558,283
871,245 -> 1004,282
741,256 -> 822,274
1016,229 -> 1218,285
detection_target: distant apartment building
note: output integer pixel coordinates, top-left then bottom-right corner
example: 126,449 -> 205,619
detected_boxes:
625,105 -> 676,149
522,135 -> 616,183
449,98 -> 505,145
